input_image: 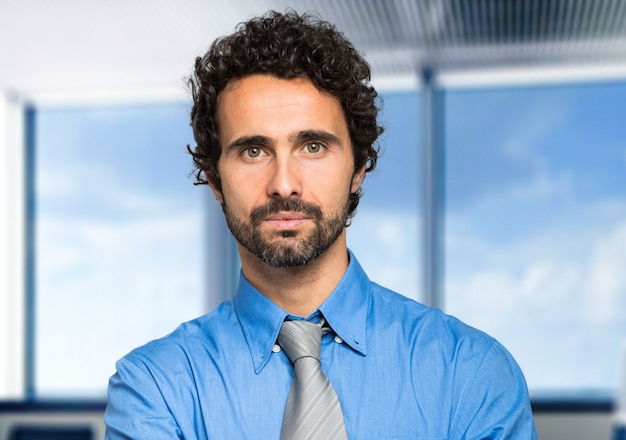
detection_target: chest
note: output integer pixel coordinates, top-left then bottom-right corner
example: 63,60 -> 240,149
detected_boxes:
168,337 -> 451,439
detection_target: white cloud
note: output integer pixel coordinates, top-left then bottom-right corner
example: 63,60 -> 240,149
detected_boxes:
506,173 -> 573,203
518,260 -> 580,303
348,209 -> 421,301
38,162 -> 194,214
584,220 -> 626,322
446,203 -> 626,390
35,208 -> 206,396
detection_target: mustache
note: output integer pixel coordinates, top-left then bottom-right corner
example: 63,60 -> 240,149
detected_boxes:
250,198 -> 323,226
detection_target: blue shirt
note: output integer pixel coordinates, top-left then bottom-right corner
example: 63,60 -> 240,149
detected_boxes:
105,252 -> 537,439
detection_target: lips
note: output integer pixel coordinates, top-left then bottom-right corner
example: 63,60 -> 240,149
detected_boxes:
264,211 -> 311,229
250,198 -> 323,226
265,211 -> 310,221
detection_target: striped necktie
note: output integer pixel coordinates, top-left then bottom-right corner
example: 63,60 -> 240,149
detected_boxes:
278,320 -> 348,440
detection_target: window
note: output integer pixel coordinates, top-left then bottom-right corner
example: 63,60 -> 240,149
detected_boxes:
348,90 -> 423,302
18,78 -> 624,400
32,103 -> 208,397
444,81 -> 626,396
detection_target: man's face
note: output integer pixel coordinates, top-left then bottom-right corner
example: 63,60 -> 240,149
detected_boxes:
212,74 -> 364,267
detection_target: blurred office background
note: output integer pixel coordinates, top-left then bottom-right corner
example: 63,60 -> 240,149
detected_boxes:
1,0 -> 626,439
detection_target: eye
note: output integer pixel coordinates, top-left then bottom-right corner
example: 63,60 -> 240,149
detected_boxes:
243,146 -> 262,158
304,142 -> 324,154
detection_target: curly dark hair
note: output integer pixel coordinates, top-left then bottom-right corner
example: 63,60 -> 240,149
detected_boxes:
187,9 -> 383,219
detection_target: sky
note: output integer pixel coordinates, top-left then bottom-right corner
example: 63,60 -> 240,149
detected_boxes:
34,103 -> 207,396
444,82 -> 626,394
32,82 -> 626,398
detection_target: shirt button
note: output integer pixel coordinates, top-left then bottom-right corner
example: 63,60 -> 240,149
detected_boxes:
272,344 -> 281,353
334,335 -> 343,344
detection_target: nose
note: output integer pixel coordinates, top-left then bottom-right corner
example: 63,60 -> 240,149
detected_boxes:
267,155 -> 302,199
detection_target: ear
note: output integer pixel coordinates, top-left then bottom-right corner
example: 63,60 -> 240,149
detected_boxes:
206,170 -> 224,203
350,164 -> 366,194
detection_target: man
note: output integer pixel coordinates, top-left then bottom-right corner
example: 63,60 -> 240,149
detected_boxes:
105,10 -> 537,439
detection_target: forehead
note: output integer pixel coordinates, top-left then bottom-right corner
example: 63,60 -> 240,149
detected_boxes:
216,74 -> 347,140
219,74 -> 340,109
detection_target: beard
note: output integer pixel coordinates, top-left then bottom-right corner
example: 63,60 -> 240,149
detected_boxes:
222,197 -> 349,268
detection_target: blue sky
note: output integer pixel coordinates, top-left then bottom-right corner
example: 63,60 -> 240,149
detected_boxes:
349,91 -> 422,301
444,82 -> 626,393
34,102 -> 206,396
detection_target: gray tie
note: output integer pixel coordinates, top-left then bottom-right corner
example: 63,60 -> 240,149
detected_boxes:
278,320 -> 348,440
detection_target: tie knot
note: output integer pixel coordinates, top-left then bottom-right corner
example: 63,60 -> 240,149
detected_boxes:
278,320 -> 322,363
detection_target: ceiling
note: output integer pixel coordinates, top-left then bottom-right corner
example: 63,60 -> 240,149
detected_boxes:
1,0 -> 626,103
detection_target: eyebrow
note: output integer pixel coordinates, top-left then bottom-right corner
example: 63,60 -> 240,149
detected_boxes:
224,135 -> 271,152
225,130 -> 343,153
290,130 -> 342,146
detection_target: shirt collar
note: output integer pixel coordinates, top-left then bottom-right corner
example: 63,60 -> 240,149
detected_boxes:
318,249 -> 368,356
233,249 -> 370,374
233,275 -> 288,374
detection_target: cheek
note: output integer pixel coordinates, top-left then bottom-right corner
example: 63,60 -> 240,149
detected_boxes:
312,173 -> 354,208
315,158 -> 353,182
220,173 -> 263,213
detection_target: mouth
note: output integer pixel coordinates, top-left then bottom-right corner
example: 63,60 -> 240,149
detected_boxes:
250,198 -> 322,229
264,211 -> 311,229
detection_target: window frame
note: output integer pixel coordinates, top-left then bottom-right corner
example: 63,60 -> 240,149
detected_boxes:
0,93 -> 27,399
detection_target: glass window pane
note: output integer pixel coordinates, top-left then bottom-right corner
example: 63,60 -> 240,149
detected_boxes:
34,103 -> 207,397
349,90 -> 422,301
444,82 -> 626,396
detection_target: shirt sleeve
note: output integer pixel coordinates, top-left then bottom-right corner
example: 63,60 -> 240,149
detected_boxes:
450,340 -> 538,440
104,356 -> 183,440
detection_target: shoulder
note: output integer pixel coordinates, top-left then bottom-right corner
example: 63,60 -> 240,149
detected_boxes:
118,300 -> 238,373
371,282 -> 493,342
369,283 -> 534,433
368,282 -> 513,368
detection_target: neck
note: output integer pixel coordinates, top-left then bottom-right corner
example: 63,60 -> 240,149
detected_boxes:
238,233 -> 349,317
